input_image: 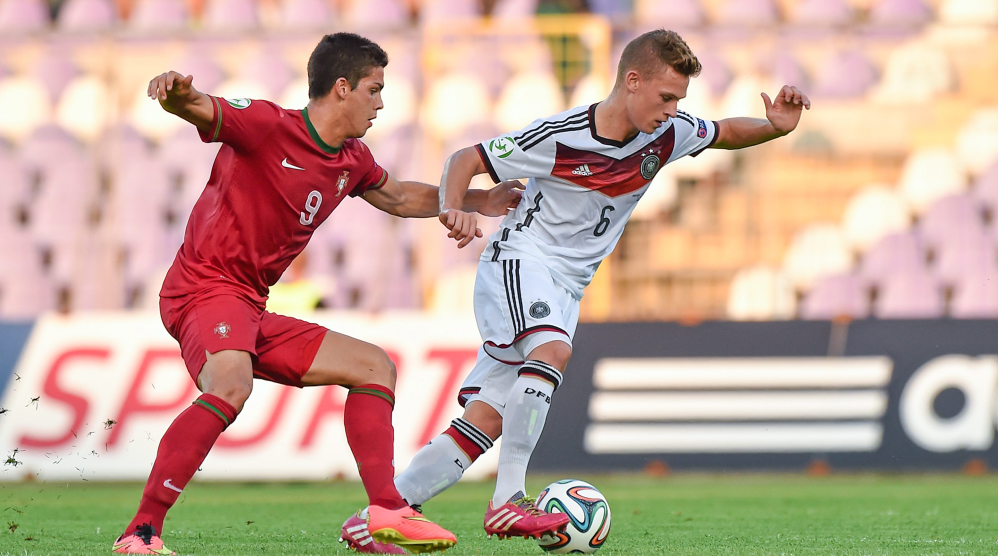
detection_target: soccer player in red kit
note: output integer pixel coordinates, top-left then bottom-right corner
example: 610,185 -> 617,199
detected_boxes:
112,33 -> 522,555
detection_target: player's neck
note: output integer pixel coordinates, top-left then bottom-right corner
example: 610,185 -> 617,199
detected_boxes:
304,100 -> 349,150
594,93 -> 639,144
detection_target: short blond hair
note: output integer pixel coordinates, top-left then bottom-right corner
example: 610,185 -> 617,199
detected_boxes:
615,29 -> 701,86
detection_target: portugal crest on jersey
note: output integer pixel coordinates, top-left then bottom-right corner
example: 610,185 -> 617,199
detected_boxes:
213,322 -> 231,339
336,171 -> 350,196
640,153 -> 661,180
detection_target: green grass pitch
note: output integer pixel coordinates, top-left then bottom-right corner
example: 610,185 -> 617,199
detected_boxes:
1,474 -> 997,555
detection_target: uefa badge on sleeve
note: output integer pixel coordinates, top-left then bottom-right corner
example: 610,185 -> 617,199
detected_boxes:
489,136 -> 516,159
697,118 -> 708,138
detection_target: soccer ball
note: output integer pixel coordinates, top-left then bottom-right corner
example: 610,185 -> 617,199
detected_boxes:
535,479 -> 611,553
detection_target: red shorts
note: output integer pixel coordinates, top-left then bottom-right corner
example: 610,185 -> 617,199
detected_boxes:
160,290 -> 328,387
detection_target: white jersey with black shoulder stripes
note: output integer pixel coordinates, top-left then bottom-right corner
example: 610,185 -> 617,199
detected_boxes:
475,103 -> 719,299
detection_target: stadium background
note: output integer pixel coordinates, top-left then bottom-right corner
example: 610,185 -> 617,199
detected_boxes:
2,0 -> 998,485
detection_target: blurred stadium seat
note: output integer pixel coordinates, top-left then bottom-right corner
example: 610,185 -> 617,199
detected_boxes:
972,159 -> 998,214
0,0 -> 49,33
239,50 -> 296,98
279,0 -> 333,29
899,147 -> 968,214
918,193 -> 985,250
869,0 -> 932,28
859,231 -> 926,288
174,53 -> 225,94
57,0 -> 116,32
32,52 -> 78,103
56,75 -> 111,142
800,272 -> 869,320
421,72 -> 491,139
931,230 -> 998,286
717,0 -> 779,27
841,184 -> 911,252
493,70 -> 564,132
129,0 -> 189,32
938,0 -> 998,25
870,41 -> 954,104
726,265 -> 797,320
420,0 -> 481,24
782,224 -> 854,291
791,0 -> 854,28
955,109 -> 998,175
634,0 -> 705,28
0,76 -> 51,141
874,271 -> 945,318
340,0 -> 408,29
950,269 -> 998,318
813,49 -> 878,99
202,0 -> 259,31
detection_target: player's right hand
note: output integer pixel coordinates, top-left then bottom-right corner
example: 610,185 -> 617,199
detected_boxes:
439,209 -> 483,249
147,71 -> 198,112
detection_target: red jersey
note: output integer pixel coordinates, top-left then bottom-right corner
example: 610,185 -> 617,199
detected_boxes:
160,96 -> 388,305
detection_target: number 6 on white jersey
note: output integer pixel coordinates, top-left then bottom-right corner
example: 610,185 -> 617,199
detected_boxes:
300,190 -> 322,225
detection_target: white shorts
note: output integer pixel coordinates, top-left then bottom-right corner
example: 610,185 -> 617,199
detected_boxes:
457,259 -> 579,415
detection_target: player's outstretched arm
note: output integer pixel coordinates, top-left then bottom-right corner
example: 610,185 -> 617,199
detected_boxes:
363,173 -> 522,223
712,85 -> 810,150
147,71 -> 214,134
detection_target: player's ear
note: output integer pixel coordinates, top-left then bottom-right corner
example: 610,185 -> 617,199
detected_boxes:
334,77 -> 352,100
625,69 -> 641,93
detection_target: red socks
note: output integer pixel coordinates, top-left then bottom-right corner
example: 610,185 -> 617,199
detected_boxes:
125,393 -> 237,535
344,384 -> 407,510
125,384 -> 404,536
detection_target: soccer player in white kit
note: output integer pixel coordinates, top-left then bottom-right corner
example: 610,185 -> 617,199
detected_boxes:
341,28 -> 811,548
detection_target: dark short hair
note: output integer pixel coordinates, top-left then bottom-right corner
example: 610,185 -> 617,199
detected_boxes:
307,33 -> 389,99
615,29 -> 701,85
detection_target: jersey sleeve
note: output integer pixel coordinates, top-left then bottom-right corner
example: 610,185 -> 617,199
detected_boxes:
198,96 -> 282,152
347,140 -> 389,197
474,128 -> 553,184
669,110 -> 720,161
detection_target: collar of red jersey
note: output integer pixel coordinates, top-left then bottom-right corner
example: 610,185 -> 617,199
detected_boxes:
301,108 -> 342,154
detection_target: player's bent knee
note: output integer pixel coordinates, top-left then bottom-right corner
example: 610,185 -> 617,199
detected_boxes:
205,378 -> 252,413
360,347 -> 397,390
463,401 -> 503,440
199,350 -> 254,412
528,340 -> 573,371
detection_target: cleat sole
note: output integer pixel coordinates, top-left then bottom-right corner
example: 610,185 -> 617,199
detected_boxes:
370,528 -> 456,554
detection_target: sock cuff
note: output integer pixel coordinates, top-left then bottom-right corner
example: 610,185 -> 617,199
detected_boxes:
349,384 -> 396,407
446,418 -> 494,455
193,393 -> 237,429
518,360 -> 564,391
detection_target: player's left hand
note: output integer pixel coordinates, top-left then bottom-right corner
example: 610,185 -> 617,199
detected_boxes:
439,208 -> 483,249
762,85 -> 810,135
479,180 -> 525,217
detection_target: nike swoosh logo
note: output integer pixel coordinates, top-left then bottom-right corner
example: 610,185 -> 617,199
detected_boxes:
163,479 -> 183,493
282,157 -> 304,171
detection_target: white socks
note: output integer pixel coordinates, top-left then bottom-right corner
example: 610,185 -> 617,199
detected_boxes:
492,360 -> 563,506
395,418 -> 493,506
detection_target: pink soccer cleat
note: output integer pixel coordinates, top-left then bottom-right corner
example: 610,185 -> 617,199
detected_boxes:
111,523 -> 175,555
483,491 -> 570,540
339,509 -> 406,554
366,505 -> 457,554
